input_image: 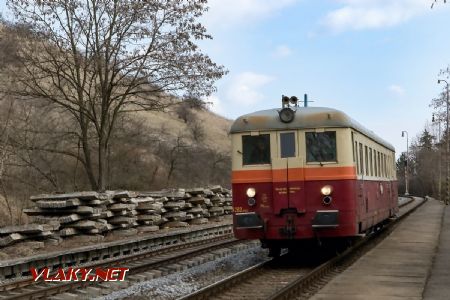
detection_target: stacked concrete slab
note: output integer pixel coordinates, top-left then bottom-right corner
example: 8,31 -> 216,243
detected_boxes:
134,196 -> 163,233
0,186 -> 233,248
138,186 -> 233,228
105,191 -> 138,232
138,189 -> 188,229
0,224 -> 59,247
24,192 -> 110,238
208,186 -> 232,221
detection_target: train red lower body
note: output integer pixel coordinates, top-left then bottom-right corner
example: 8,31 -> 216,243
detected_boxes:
232,179 -> 398,247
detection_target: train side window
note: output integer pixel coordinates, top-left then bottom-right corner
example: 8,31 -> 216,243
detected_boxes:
392,154 -> 394,177
373,149 -> 378,176
355,142 -> 359,173
242,134 -> 271,165
377,152 -> 381,178
306,131 -> 337,162
386,154 -> 391,178
280,132 -> 296,158
365,146 -> 369,176
373,151 -> 376,175
369,148 -> 373,176
386,155 -> 389,178
359,143 -> 364,175
383,154 -> 387,177
387,155 -> 390,177
352,133 -> 355,162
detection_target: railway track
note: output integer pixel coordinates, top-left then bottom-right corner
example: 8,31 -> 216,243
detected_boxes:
0,222 -> 233,283
0,197 -> 422,300
182,197 -> 425,300
1,238 -> 251,300
0,224 -> 236,299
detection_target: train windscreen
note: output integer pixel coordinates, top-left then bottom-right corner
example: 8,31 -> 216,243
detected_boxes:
280,132 -> 296,158
306,131 -> 337,162
242,134 -> 271,165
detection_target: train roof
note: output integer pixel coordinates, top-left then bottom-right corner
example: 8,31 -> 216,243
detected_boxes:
230,107 -> 395,151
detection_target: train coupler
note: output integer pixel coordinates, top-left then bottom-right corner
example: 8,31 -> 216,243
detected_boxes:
279,215 -> 296,239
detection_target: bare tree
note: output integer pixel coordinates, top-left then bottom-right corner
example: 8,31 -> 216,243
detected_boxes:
189,120 -> 206,143
431,0 -> 447,9
165,135 -> 190,185
0,97 -> 15,225
176,102 -> 194,124
3,0 -> 227,191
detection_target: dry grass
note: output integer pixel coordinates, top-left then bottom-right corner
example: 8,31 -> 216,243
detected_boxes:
137,107 -> 232,151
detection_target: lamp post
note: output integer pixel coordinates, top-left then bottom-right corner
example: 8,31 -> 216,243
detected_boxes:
438,79 -> 449,205
401,130 -> 409,196
433,114 -> 442,202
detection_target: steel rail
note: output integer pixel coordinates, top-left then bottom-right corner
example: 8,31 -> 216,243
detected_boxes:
1,237 -> 242,300
0,223 -> 232,285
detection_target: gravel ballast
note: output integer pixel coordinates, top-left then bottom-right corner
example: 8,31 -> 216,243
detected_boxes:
96,244 -> 269,300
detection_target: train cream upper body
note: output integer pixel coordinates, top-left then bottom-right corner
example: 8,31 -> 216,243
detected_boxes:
230,107 -> 396,183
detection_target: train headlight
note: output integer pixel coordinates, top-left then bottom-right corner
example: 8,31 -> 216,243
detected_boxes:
246,187 -> 256,198
320,185 -> 333,196
248,198 -> 256,206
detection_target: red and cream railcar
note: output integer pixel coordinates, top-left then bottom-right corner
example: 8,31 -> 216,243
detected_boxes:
230,102 -> 398,254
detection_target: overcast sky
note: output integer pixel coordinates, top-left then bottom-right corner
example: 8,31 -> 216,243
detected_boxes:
2,1 -> 450,158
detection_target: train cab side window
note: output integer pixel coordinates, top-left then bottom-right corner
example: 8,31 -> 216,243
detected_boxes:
242,134 -> 271,165
306,131 -> 337,162
280,132 -> 296,158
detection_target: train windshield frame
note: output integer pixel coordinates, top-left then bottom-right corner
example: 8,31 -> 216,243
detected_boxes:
306,131 -> 337,163
242,134 -> 271,165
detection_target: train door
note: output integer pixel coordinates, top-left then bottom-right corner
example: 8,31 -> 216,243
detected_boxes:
272,131 -> 305,214
356,141 -> 366,230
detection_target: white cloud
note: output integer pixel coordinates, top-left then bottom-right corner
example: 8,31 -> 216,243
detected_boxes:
205,95 -> 225,115
227,72 -> 275,106
388,84 -> 405,96
273,45 -> 293,58
204,0 -> 298,28
322,0 -> 428,33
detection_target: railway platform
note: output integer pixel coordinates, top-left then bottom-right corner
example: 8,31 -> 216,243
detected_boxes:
311,198 -> 447,300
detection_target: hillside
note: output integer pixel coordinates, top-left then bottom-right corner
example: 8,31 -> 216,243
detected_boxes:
139,107 -> 232,152
0,24 -> 233,226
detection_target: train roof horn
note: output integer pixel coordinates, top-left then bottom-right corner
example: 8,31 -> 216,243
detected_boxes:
279,95 -> 297,123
